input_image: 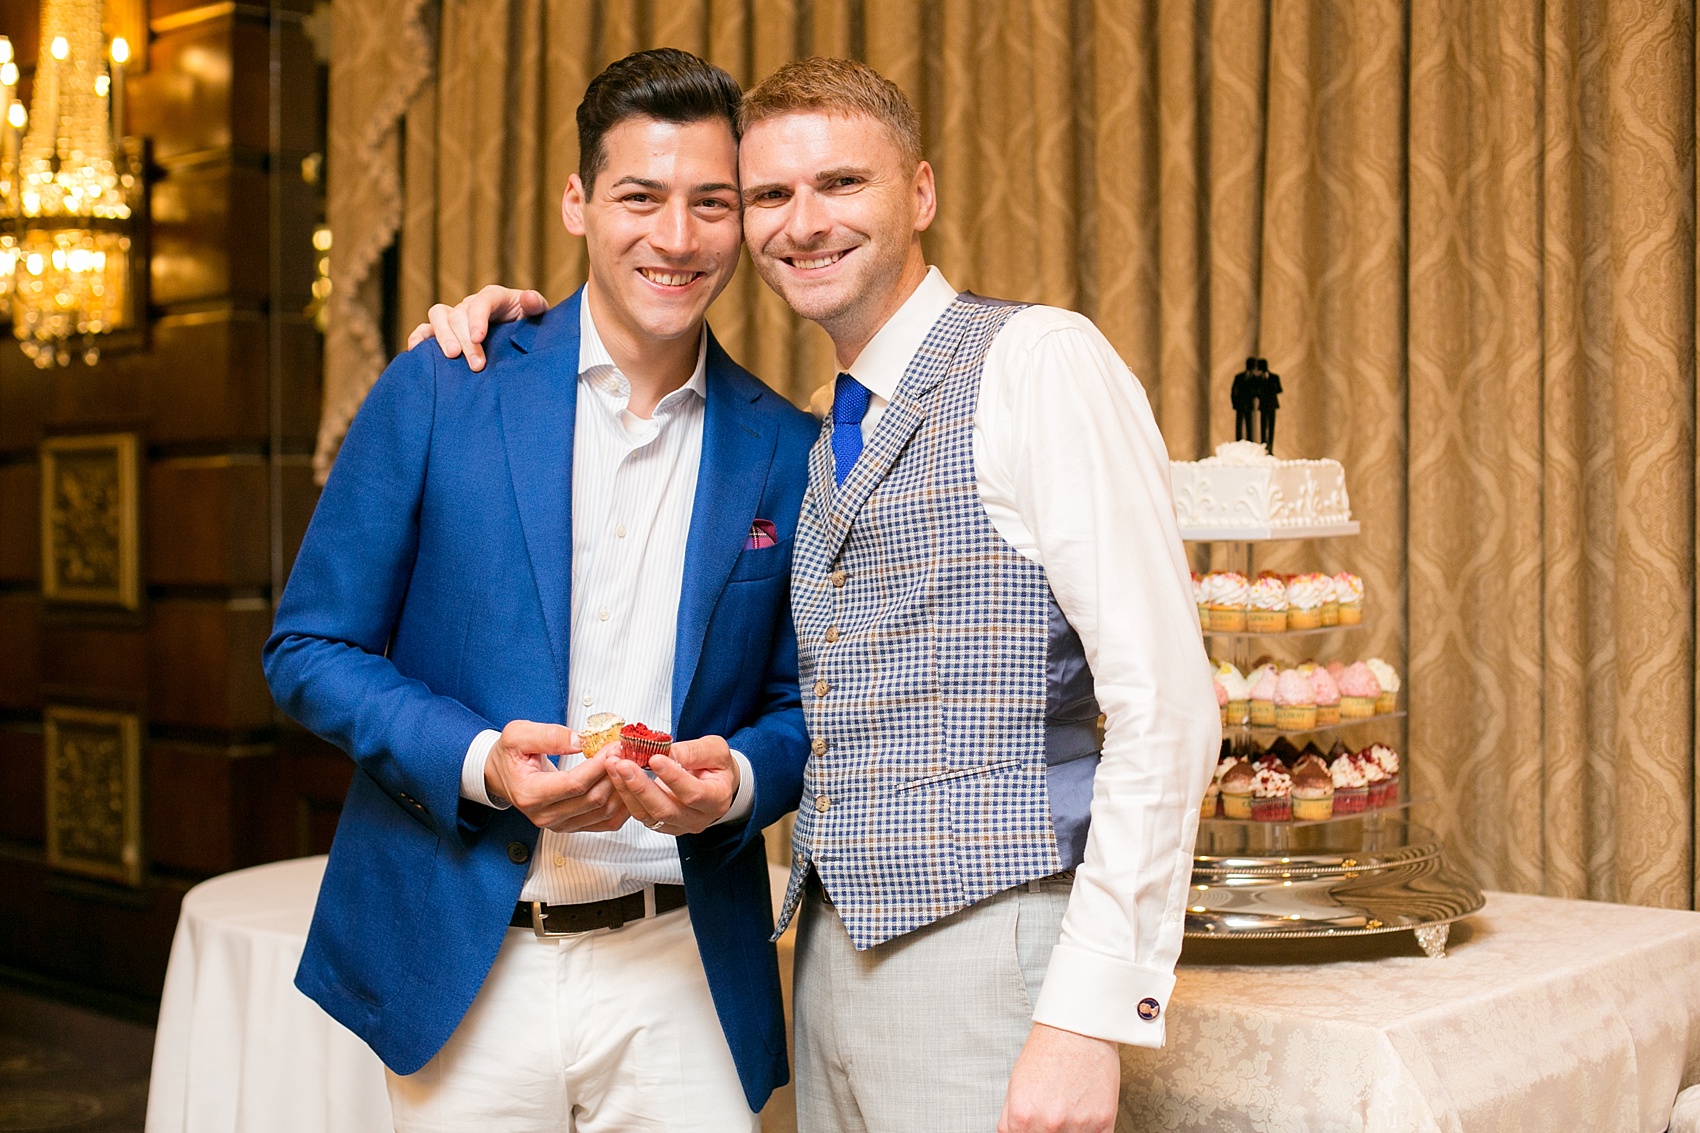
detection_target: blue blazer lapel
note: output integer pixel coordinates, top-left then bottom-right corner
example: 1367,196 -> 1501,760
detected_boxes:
673,333 -> 778,724
495,290 -> 583,705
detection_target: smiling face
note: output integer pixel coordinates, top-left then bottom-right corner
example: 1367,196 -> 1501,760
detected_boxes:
562,115 -> 743,355
738,110 -> 936,363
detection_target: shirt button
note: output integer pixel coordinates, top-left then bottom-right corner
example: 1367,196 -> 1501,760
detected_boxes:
553,854 -> 567,868
815,795 -> 831,813
824,626 -> 840,643
506,841 -> 530,864
814,679 -> 829,698
582,694 -> 593,707
811,737 -> 828,755
616,524 -> 627,538
830,570 -> 847,588
794,850 -> 806,867
598,607 -> 609,621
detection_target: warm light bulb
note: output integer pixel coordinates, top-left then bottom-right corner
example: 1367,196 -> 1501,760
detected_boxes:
50,36 -> 68,60
110,37 -> 129,64
95,75 -> 109,96
0,62 -> 16,87
0,38 -> 12,66
8,101 -> 26,129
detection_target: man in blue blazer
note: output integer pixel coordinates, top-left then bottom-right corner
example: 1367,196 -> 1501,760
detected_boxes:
264,49 -> 816,1130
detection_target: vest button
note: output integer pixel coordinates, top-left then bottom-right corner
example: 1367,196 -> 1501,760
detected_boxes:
830,570 -> 847,588
507,841 -> 530,865
824,626 -> 840,643
811,737 -> 828,755
815,795 -> 831,813
814,679 -> 829,697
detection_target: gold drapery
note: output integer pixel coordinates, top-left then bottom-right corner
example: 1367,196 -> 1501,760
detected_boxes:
321,0 -> 1698,909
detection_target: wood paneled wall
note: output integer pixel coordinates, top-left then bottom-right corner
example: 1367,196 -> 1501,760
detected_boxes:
0,0 -> 348,1011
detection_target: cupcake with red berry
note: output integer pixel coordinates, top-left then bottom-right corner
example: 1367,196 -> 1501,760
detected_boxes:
617,722 -> 673,769
1250,764 -> 1293,821
1364,743 -> 1401,808
1273,669 -> 1317,732
1337,661 -> 1381,719
1330,749 -> 1369,814
1310,666 -> 1341,727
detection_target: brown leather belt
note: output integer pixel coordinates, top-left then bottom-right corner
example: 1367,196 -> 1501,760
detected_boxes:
511,884 -> 687,937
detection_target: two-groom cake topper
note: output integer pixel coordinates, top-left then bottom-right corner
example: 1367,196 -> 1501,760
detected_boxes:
1230,357 -> 1283,454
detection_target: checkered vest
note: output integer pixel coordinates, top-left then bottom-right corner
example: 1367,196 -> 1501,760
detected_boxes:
776,295 -> 1101,950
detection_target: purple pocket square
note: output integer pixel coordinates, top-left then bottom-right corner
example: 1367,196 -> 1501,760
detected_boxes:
744,519 -> 778,550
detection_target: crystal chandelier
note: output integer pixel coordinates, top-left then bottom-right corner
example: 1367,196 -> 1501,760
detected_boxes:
0,0 -> 144,369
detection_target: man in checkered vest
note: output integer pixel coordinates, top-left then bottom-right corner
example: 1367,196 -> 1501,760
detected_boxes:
420,56 -> 1218,1133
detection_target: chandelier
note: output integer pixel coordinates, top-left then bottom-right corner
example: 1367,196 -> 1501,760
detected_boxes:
0,0 -> 144,369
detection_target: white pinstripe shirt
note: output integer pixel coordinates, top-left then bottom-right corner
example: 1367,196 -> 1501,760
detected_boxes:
459,290 -> 751,904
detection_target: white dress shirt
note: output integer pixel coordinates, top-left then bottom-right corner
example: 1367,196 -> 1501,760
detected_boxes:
830,267 -> 1218,1047
459,290 -> 754,905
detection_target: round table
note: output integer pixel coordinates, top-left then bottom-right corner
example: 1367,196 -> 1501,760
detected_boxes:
145,857 -> 392,1133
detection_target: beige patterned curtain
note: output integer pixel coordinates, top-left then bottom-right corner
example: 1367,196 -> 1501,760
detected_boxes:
321,0 -> 1698,909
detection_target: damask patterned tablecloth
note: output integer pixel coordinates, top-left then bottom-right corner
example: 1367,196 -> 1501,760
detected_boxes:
1120,891 -> 1700,1132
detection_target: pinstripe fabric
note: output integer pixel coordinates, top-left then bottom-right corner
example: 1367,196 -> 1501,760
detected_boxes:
520,293 -> 706,905
778,296 -> 1064,950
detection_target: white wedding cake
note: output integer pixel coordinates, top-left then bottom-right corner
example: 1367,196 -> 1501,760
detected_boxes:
1169,441 -> 1354,538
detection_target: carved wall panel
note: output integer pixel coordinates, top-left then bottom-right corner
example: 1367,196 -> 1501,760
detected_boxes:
40,433 -> 140,609
44,705 -> 144,886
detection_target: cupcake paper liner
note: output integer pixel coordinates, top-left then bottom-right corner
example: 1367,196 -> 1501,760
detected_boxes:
1246,608 -> 1288,633
1250,700 -> 1277,727
1314,704 -> 1341,727
1208,606 -> 1248,632
1337,603 -> 1363,626
1274,704 -> 1318,731
1221,791 -> 1253,820
1339,696 -> 1377,719
1287,608 -> 1323,630
1250,795 -> 1292,822
1292,795 -> 1334,821
1375,691 -> 1398,715
1332,786 -> 1369,815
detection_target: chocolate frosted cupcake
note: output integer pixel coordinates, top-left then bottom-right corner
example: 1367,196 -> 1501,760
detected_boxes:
1220,759 -> 1256,819
1291,759 -> 1335,821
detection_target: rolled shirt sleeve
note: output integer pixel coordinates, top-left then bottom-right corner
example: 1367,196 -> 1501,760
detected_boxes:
975,308 -> 1220,1047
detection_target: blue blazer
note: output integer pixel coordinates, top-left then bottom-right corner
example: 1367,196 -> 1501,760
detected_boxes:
263,290 -> 817,1111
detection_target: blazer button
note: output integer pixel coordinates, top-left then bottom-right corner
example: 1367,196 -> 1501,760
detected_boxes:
811,737 -> 828,755
1137,997 -> 1162,1022
507,841 -> 530,865
814,679 -> 829,697
830,570 -> 847,588
824,626 -> 840,643
815,795 -> 831,813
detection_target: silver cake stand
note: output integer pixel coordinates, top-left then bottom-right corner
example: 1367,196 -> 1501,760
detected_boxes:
1185,816 -> 1484,957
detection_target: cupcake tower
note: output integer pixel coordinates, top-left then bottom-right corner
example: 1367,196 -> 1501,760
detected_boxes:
1212,658 -> 1401,732
1192,569 -> 1364,633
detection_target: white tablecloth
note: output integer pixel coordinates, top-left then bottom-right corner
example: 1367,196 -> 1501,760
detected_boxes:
1123,890 -> 1700,1132
145,857 -> 392,1133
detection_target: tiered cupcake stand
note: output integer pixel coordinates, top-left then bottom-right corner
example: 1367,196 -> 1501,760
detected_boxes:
1186,521 -> 1483,958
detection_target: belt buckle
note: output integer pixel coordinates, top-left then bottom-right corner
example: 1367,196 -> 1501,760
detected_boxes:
529,897 -> 631,938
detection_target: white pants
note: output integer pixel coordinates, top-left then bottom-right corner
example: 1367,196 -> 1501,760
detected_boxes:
386,905 -> 759,1133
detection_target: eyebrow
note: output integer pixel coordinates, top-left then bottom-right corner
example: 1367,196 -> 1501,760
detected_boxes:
740,167 -> 874,200
609,175 -> 739,194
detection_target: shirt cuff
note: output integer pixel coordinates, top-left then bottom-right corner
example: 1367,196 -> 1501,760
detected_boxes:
1031,943 -> 1177,1049
711,749 -> 755,826
460,729 -> 509,809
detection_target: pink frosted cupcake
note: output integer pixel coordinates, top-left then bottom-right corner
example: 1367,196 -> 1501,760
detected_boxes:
1250,765 -> 1293,821
1334,571 -> 1365,625
1273,669 -> 1317,732
1337,661 -> 1381,719
1246,576 -> 1289,633
1249,666 -> 1280,727
1330,751 -> 1369,814
1310,666 -> 1341,727
1365,658 -> 1400,715
1205,571 -> 1250,632
1325,660 -> 1346,681
1365,743 -> 1401,808
1285,573 -> 1328,630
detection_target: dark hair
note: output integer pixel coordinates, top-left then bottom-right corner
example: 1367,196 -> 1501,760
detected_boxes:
577,48 -> 743,190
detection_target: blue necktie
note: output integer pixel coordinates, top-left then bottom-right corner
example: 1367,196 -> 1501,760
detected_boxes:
831,373 -> 871,486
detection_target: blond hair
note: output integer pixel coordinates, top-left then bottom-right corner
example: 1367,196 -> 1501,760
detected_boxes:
739,57 -> 922,169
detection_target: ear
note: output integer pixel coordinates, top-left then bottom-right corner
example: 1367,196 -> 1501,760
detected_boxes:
911,159 -> 937,234
562,175 -> 588,237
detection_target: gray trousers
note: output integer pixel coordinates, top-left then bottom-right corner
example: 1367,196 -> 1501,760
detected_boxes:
793,875 -> 1072,1133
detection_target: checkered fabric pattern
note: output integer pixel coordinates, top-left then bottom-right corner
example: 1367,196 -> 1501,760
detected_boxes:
777,296 -> 1065,950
